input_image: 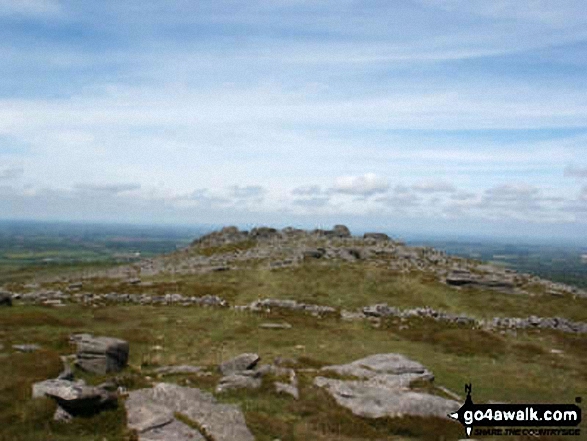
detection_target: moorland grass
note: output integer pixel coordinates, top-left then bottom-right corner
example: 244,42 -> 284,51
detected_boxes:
1,304 -> 584,440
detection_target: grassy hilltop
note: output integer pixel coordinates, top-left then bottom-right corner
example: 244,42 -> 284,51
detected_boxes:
1,225 -> 586,441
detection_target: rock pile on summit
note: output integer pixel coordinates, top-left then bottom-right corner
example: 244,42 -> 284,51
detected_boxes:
39,224 -> 580,299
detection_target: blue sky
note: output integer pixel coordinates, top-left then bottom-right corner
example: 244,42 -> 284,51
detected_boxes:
1,0 -> 587,240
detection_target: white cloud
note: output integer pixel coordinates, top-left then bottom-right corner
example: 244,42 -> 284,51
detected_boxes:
331,173 -> 389,197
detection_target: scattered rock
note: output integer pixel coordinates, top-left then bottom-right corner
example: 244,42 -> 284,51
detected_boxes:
126,383 -> 255,441
75,335 -> 129,374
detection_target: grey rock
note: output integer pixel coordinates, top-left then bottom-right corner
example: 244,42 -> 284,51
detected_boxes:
315,353 -> 459,420
154,365 -> 203,375
75,335 -> 129,374
216,374 -> 262,393
13,344 -> 41,353
274,381 -> 299,399
126,383 -> 254,441
322,353 -> 433,381
32,379 -> 116,415
219,353 -> 260,376
314,377 -> 459,419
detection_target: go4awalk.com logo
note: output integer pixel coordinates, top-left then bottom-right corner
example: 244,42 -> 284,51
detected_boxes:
448,384 -> 582,438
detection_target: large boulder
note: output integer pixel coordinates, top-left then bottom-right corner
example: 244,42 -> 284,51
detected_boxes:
0,291 -> 12,306
74,335 -> 129,374
126,383 -> 254,441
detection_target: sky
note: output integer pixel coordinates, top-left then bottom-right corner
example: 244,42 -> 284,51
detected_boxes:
1,0 -> 587,241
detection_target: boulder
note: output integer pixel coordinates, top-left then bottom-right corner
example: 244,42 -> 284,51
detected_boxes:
32,379 -> 116,416
126,383 -> 255,441
219,353 -> 260,376
75,335 -> 129,374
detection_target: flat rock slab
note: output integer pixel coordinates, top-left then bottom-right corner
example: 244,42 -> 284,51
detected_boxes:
315,353 -> 459,421
126,383 -> 254,441
314,377 -> 459,419
321,353 -> 433,381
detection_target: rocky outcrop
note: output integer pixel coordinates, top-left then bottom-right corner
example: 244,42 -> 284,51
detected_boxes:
73,335 -> 129,375
314,354 -> 459,419
126,383 -> 255,441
